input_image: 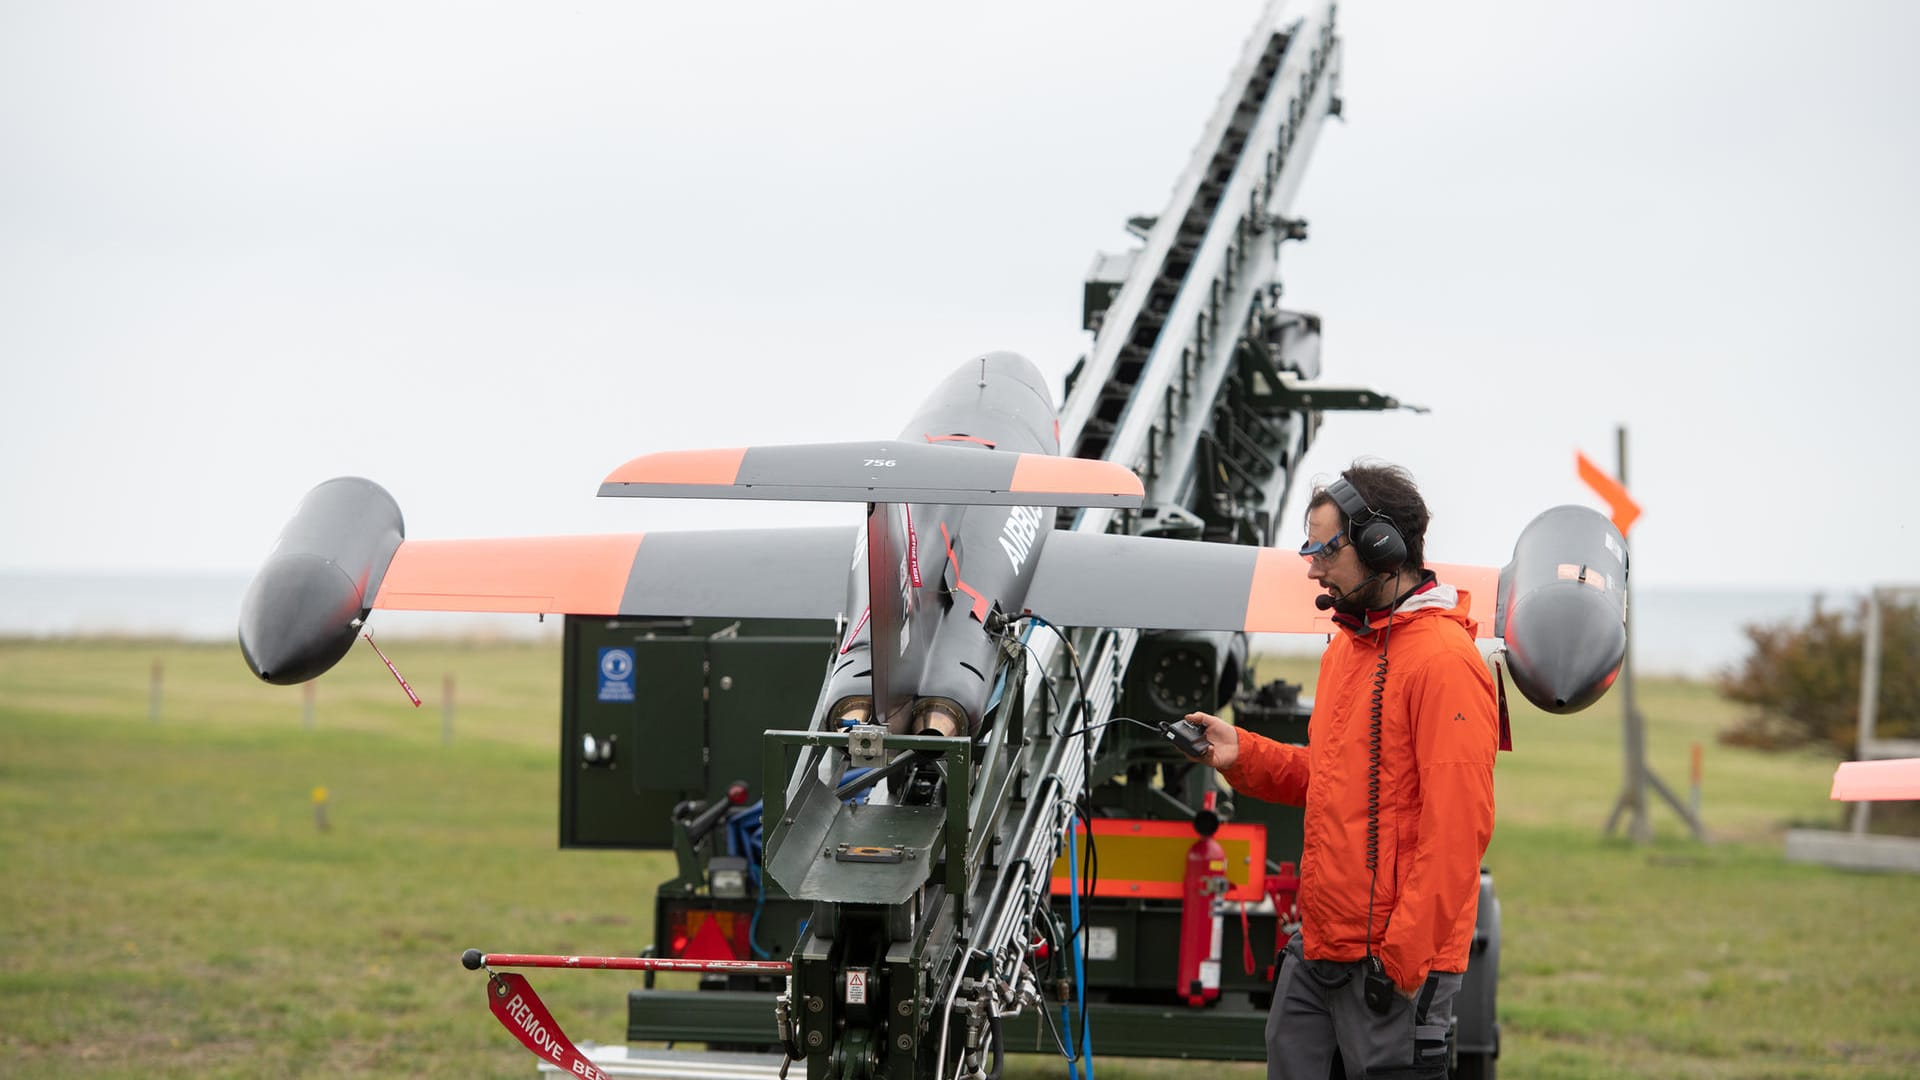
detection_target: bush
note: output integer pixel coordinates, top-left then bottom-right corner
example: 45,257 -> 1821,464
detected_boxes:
1716,595 -> 1920,756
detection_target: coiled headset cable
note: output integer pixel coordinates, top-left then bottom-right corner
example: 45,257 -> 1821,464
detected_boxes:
1361,582 -> 1402,1014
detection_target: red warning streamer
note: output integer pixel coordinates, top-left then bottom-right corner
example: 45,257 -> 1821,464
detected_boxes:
486,972 -> 613,1080
476,955 -> 793,1076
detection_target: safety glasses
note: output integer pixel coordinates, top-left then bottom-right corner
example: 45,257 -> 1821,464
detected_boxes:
1298,532 -> 1349,564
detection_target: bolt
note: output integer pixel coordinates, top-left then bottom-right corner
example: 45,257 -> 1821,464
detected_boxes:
807,1030 -> 824,1048
896,1034 -> 913,1051
807,996 -> 824,1014
897,999 -> 913,1016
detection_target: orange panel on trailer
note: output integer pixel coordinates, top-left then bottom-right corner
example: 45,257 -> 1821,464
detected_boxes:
1049,819 -> 1267,902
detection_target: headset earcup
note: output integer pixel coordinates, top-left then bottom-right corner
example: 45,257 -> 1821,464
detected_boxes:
1358,520 -> 1406,573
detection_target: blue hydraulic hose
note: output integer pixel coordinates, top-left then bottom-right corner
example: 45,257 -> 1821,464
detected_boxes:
731,801 -> 772,959
1067,816 -> 1093,1080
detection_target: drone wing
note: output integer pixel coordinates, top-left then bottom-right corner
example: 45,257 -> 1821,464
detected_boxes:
1022,532 -> 1498,636
599,441 -> 1142,507
370,527 -> 857,619
239,512 -> 857,685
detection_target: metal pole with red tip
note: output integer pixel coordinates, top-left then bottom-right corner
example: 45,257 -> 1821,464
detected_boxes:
461,949 -> 792,976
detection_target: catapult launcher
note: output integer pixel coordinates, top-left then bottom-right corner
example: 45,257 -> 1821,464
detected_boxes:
242,6 -> 1631,1077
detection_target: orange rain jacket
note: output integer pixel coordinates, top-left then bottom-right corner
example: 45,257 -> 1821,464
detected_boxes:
1222,578 -> 1498,992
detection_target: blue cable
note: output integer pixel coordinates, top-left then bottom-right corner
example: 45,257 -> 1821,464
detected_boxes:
726,800 -> 774,960
1067,815 -> 1093,1080
839,767 -> 876,805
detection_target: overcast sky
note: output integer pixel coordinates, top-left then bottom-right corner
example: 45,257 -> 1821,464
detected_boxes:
4,0 -> 1916,592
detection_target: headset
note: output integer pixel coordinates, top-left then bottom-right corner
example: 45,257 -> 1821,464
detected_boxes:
1325,474 -> 1407,575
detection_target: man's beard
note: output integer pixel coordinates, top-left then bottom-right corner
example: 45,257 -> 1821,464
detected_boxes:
1329,573 -> 1390,617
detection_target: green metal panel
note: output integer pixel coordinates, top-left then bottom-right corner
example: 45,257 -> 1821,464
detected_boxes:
560,617 -> 695,849
1052,897 -> 1286,999
626,989 -> 780,1045
559,616 -> 835,850
630,636 -> 709,793
999,1000 -> 1270,1062
706,635 -> 831,799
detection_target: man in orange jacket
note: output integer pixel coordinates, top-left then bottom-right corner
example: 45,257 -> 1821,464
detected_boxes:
1186,463 -> 1497,1080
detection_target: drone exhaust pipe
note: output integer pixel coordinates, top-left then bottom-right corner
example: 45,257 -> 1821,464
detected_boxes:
238,477 -> 405,685
1496,505 -> 1628,714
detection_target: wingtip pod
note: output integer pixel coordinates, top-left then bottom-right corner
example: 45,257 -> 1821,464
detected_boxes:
238,478 -> 404,685
1498,505 -> 1629,714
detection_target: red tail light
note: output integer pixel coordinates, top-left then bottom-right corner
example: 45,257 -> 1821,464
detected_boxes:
663,905 -> 749,961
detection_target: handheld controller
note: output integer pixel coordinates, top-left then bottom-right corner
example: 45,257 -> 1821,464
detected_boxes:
1160,719 -> 1210,757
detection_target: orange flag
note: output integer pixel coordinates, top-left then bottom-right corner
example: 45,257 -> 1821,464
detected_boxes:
1576,451 -> 1641,536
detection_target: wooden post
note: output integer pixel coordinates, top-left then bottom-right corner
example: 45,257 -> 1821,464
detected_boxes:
1851,589 -> 1883,836
1603,425 -> 1706,842
1604,426 -> 1652,842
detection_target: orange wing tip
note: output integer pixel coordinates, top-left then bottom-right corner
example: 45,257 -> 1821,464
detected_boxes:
1429,562 -> 1500,640
1243,547 -> 1324,634
373,535 -> 643,615
1831,759 -> 1920,802
604,448 -> 747,486
1010,455 -> 1144,498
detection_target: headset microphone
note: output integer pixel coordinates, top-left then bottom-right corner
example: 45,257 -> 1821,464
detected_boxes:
1315,594 -> 1337,611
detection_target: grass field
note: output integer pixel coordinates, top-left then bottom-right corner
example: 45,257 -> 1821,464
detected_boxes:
2,638 -> 1916,1078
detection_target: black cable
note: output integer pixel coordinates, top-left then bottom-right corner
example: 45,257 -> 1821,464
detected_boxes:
1079,788 -> 1095,902
1362,577 -> 1417,1012
1016,615 -> 1091,738
834,749 -> 932,801
1038,993 -> 1076,1062
1057,715 -> 1161,739
1012,636 -> 1064,717
1364,610 -> 1393,937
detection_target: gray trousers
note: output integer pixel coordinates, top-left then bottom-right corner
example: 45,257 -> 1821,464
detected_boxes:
1265,933 -> 1459,1080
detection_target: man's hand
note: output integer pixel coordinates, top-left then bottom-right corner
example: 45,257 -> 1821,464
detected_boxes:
1182,712 -> 1240,769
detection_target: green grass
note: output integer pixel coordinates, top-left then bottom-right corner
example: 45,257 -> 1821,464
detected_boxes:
0,639 -> 655,1078
2,640 -> 1917,1077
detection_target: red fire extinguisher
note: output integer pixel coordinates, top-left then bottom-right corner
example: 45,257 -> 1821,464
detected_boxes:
1177,791 -> 1230,1007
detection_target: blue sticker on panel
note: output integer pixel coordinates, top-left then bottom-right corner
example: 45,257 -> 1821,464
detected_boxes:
598,647 -> 635,702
